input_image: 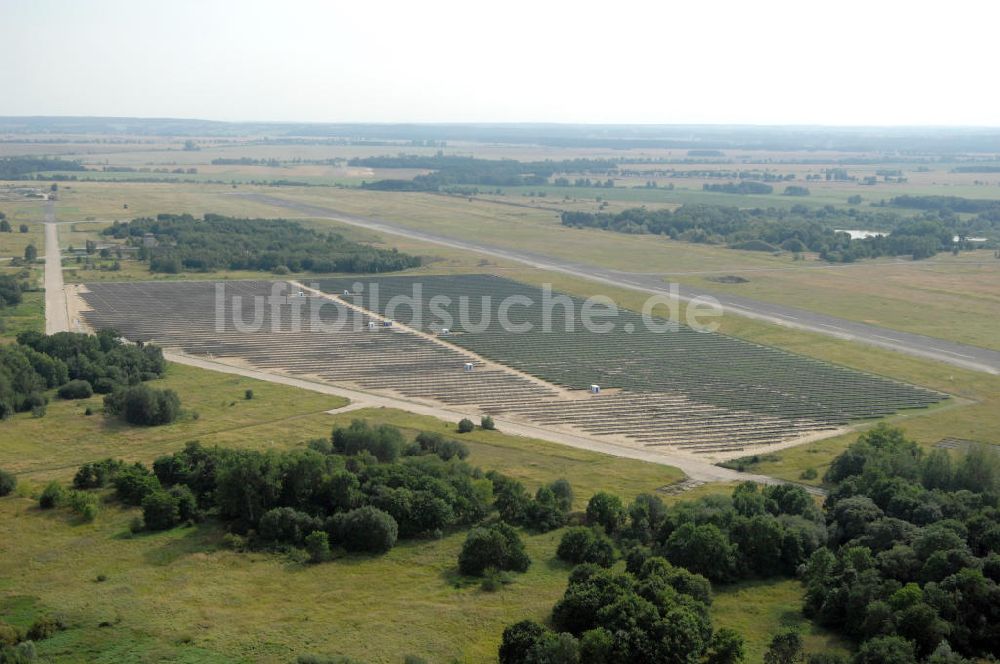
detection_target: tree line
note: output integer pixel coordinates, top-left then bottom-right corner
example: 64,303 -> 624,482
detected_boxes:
354,154 -> 618,191
102,214 -> 422,274
0,157 -> 85,179
561,205 -> 958,261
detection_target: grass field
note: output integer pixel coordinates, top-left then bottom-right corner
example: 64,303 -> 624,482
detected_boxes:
0,359 -> 719,664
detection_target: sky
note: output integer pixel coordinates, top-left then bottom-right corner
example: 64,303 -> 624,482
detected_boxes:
1,0 -> 998,126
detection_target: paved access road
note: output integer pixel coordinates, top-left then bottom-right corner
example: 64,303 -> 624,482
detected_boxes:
241,193 -> 1000,375
42,201 -> 70,335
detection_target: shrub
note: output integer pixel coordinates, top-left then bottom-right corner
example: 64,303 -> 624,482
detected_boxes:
66,490 -> 99,522
335,506 -> 398,553
0,469 -> 15,497
39,481 -> 64,509
413,432 -> 468,461
142,490 -> 181,531
480,415 -> 496,430
458,522 -> 530,576
457,418 -> 475,433
305,530 -> 330,563
104,384 -> 181,426
57,379 -> 93,400
800,467 -> 818,480
244,389 -> 253,400
26,615 -> 62,641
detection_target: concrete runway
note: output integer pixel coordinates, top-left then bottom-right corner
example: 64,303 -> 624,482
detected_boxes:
241,193 -> 1000,375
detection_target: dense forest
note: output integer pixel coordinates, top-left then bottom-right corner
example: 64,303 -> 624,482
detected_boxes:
499,424 -> 1000,663
0,331 -> 167,420
353,154 -> 617,191
102,214 -> 421,274
561,205 -> 962,261
0,157 -> 85,179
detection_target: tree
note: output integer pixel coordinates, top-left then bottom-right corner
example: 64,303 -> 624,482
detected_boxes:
557,527 -> 615,567
459,522 -> 530,576
585,492 -> 625,534
764,629 -> 804,664
499,620 -> 549,664
457,418 -> 475,433
0,469 -> 16,497
852,636 -> 916,664
707,627 -> 746,664
142,490 -> 181,531
18,224 -> 27,233
0,219 -> 10,232
24,244 -> 37,261
332,420 -> 404,462
663,522 -> 736,582
480,415 -> 496,430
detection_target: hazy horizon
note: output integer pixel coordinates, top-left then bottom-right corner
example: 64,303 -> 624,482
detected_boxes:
1,0 -> 998,126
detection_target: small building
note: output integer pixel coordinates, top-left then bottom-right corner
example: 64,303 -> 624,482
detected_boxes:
440,328 -> 450,336
367,321 -> 377,329
464,362 -> 474,372
382,320 -> 394,328
590,384 -> 601,394
343,289 -> 350,296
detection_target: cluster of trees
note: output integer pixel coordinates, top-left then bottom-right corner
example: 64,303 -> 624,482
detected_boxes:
0,331 -> 167,420
0,157 -> 85,179
703,181 -> 774,195
800,424 -> 1000,662
890,195 -> 1000,241
561,205 -> 958,261
354,154 -> 617,191
492,474 -> 575,532
102,214 -> 421,274
71,420 -> 556,566
498,558 -> 740,664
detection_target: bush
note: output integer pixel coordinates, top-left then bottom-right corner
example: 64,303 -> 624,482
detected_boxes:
481,415 -> 496,430
413,431 -> 468,461
457,418 -> 475,433
0,469 -> 15,497
458,522 -> 530,576
335,506 -> 398,553
556,527 -> 615,567
800,467 -> 818,480
103,384 -> 181,426
26,615 -> 62,641
39,481 -> 64,509
66,490 -> 99,521
142,490 -> 181,531
305,530 -> 330,563
57,379 -> 93,400
244,389 -> 253,400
